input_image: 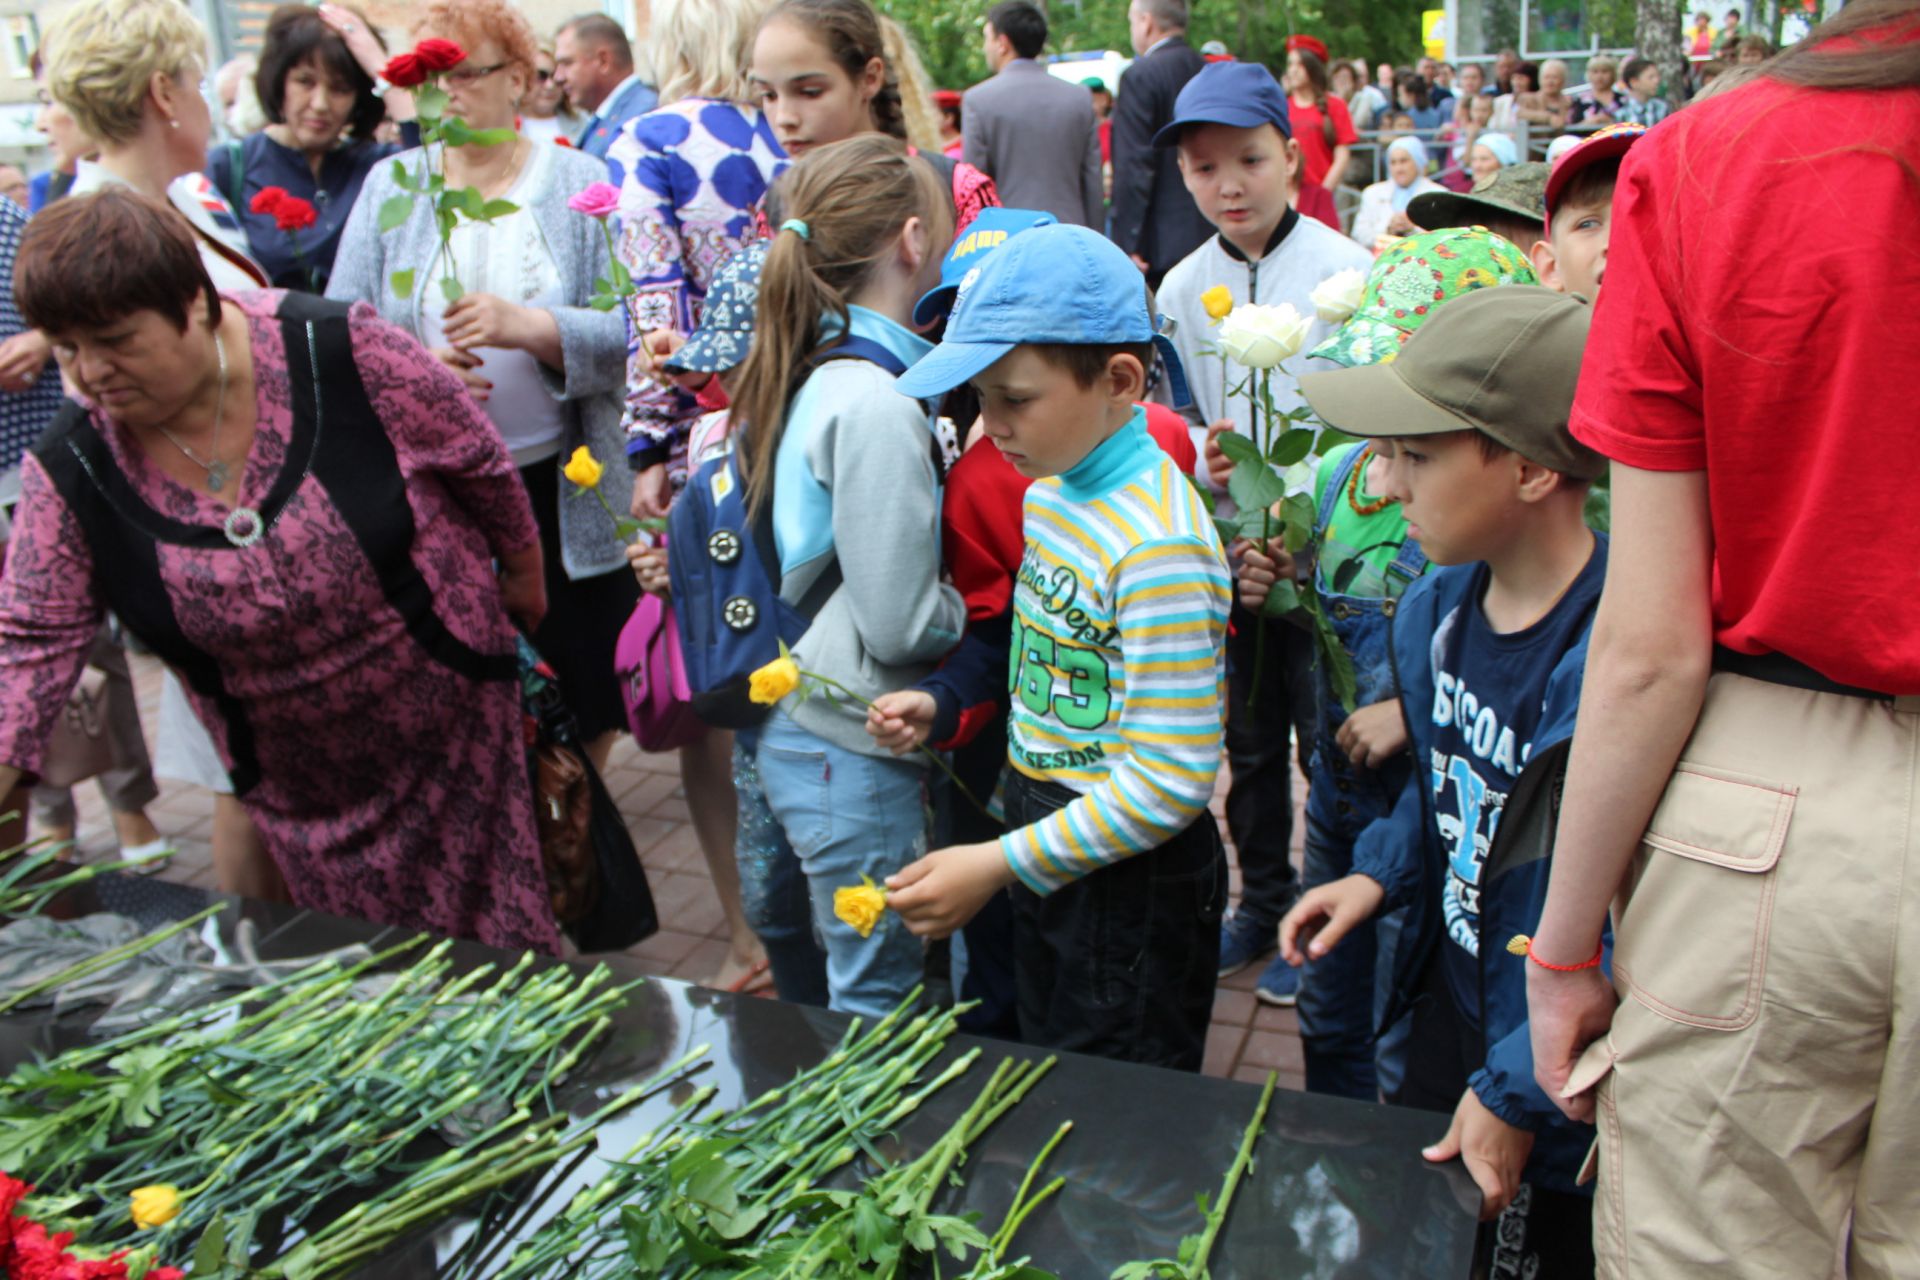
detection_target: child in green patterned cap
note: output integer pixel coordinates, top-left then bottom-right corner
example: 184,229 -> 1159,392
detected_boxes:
1237,227 -> 1536,1099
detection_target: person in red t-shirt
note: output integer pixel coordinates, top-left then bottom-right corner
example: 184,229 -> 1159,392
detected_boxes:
1527,4 -> 1920,1274
1282,45 -> 1357,193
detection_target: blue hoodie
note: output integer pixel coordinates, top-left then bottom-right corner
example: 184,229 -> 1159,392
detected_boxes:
1352,539 -> 1608,1194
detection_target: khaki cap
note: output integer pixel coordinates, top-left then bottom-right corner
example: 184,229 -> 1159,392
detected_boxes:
1298,286 -> 1607,480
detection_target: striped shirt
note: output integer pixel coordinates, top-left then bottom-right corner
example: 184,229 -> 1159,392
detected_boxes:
1000,410 -> 1231,894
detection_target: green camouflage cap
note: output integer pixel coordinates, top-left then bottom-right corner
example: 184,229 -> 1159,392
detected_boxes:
1310,228 -> 1538,368
1406,161 -> 1550,232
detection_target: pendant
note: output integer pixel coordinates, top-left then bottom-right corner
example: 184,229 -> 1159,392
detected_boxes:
206,460 -> 230,493
222,506 -> 265,549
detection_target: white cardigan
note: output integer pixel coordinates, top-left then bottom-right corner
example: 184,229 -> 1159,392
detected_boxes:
1350,177 -> 1445,248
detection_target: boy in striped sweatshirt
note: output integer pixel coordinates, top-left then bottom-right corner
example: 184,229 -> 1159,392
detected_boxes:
886,224 -> 1233,1071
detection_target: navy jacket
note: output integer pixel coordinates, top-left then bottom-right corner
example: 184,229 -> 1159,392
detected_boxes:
1352,544 -> 1608,1193
1108,35 -> 1210,281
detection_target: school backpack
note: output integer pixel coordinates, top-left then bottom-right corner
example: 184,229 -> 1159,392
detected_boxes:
668,337 -> 911,729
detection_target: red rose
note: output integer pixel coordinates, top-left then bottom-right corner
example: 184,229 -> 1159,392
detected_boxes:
272,196 -> 318,233
381,52 -> 426,89
412,38 -> 467,72
249,186 -> 288,216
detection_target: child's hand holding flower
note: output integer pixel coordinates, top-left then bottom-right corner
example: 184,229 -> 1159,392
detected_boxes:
886,843 -> 1017,939
865,690 -> 936,755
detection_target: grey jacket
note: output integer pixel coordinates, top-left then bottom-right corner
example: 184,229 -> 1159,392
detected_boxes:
776,359 -> 965,760
326,143 -> 634,580
962,60 -> 1103,229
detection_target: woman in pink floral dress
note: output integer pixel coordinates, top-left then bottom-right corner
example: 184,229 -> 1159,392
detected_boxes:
0,188 -> 560,953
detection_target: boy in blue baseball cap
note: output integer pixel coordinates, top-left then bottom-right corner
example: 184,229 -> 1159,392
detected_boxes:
1154,58 -> 1373,1007
880,222 -> 1233,1071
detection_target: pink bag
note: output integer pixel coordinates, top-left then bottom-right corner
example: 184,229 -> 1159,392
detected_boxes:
616,577 -> 706,752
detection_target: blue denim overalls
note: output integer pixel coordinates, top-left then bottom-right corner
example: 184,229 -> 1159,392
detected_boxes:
1298,446 -> 1427,1100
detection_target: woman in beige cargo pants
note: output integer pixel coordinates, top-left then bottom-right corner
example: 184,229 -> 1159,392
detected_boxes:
1522,3 -> 1920,1276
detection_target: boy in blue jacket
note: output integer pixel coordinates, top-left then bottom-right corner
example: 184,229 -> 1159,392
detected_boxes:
1279,287 -> 1606,1277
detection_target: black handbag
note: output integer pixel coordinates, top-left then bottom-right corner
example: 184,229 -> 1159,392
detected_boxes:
517,637 -> 659,952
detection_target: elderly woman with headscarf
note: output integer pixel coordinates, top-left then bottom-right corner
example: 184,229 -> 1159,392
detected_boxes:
0,188 -> 560,953
1350,135 -> 1443,248
1468,130 -> 1519,184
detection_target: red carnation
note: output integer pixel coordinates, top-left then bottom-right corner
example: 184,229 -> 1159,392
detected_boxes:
249,186 -> 288,216
413,38 -> 466,72
272,196 -> 318,233
381,52 -> 426,89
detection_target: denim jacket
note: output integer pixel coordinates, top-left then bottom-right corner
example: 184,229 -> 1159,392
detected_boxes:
1351,540 -> 1609,1194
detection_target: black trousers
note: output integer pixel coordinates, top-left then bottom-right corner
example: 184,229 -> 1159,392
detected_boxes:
1224,603 -> 1314,931
1400,961 -> 1597,1280
1004,771 -> 1226,1072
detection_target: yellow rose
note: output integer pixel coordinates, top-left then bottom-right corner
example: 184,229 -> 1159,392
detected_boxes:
1217,302 -> 1312,370
748,655 -> 801,705
833,875 -> 889,938
1200,284 -> 1234,324
131,1184 -> 182,1229
562,446 -> 604,490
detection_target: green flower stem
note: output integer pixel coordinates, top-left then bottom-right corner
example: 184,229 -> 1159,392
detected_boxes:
989,1120 -> 1072,1256
795,668 -> 992,818
1187,1070 -> 1277,1276
0,902 -> 225,1014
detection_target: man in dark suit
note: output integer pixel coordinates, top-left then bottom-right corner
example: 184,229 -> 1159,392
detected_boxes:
1109,0 -> 1209,288
962,1 -> 1103,228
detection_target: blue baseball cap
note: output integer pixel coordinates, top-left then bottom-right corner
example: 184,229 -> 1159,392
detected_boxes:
1151,61 -> 1293,148
911,207 -> 1057,328
895,223 -> 1190,406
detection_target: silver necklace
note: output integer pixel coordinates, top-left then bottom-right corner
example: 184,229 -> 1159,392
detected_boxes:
153,331 -> 230,494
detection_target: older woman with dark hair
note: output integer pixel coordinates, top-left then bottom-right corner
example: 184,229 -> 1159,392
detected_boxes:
207,3 -> 415,291
0,188 -> 559,952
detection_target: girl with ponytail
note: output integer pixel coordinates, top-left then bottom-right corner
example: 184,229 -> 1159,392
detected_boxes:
727,134 -> 967,1014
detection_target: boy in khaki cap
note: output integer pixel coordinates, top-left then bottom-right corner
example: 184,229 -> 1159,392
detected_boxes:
1278,286 -> 1606,1274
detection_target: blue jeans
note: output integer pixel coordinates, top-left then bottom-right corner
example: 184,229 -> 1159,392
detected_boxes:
731,729 -> 829,1008
748,707 -> 930,1018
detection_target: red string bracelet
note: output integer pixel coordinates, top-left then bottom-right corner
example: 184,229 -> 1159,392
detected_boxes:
1505,934 -> 1603,972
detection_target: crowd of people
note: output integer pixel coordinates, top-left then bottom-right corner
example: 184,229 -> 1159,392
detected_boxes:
0,0 -> 1913,1274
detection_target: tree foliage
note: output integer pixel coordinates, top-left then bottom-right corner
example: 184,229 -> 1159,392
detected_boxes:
876,0 -> 1437,93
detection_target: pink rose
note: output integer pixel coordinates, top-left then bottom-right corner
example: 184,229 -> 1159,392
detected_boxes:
567,181 -> 622,220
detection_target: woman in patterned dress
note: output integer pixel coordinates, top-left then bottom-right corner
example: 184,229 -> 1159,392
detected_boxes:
0,188 -> 560,953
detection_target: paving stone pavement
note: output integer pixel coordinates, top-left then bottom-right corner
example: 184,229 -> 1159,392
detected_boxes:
60,653 -> 1308,1090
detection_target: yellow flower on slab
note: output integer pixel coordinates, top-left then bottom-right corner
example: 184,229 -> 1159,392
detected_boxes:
131,1184 -> 182,1229
1201,284 -> 1233,324
562,446 -> 604,490
748,655 -> 801,705
834,875 -> 888,938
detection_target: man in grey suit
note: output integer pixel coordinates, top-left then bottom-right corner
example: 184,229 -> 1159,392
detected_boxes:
961,1 -> 1103,229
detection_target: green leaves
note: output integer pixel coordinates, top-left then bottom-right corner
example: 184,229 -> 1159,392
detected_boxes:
440,276 -> 465,304
1226,456 -> 1286,523
376,193 -> 414,234
388,269 -> 415,299
413,84 -> 449,123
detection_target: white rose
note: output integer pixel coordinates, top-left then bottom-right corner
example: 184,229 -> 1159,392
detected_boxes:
1311,268 -> 1368,325
1216,302 -> 1312,370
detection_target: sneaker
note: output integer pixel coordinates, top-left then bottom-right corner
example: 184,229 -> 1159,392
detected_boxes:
1254,953 -> 1301,1006
1218,911 -> 1277,978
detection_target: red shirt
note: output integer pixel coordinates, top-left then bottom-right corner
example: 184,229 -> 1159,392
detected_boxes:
1571,74 -> 1920,692
1293,181 -> 1342,233
1287,95 -> 1357,189
943,403 -> 1198,621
